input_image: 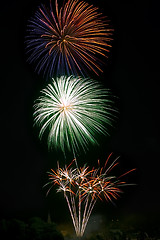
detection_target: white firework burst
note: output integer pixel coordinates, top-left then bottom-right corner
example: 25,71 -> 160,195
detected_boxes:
33,75 -> 116,155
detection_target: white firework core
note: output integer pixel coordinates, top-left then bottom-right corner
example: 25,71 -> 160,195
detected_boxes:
33,76 -> 115,155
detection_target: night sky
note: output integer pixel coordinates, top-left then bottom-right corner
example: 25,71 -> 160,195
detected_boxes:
1,0 -> 160,228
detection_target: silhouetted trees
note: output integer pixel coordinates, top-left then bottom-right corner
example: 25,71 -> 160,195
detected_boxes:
0,217 -> 64,240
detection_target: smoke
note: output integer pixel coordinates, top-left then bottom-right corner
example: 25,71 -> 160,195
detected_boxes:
84,214 -> 106,237
62,214 -> 106,240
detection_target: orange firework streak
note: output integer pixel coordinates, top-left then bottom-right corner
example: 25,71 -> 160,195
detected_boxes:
26,0 -> 113,77
45,155 -> 135,237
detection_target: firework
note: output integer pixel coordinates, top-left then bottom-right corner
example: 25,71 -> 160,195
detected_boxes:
46,154 -> 135,237
33,75 -> 116,155
26,0 -> 113,78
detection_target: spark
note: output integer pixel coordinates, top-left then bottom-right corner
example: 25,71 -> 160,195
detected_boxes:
25,0 -> 113,78
46,155 -> 135,237
33,75 -> 116,155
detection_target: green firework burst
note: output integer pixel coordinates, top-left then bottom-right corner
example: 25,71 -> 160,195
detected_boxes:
33,76 -> 116,155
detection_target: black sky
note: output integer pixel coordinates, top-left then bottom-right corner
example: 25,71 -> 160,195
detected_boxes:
1,0 -> 160,224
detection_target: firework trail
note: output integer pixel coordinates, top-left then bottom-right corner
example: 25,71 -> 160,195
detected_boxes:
45,154 -> 135,237
33,75 -> 116,155
26,0 -> 113,78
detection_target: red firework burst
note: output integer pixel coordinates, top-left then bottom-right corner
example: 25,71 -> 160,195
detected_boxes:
45,155 -> 135,237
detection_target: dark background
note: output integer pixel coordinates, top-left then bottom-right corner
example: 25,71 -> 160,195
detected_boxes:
1,0 -> 160,230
